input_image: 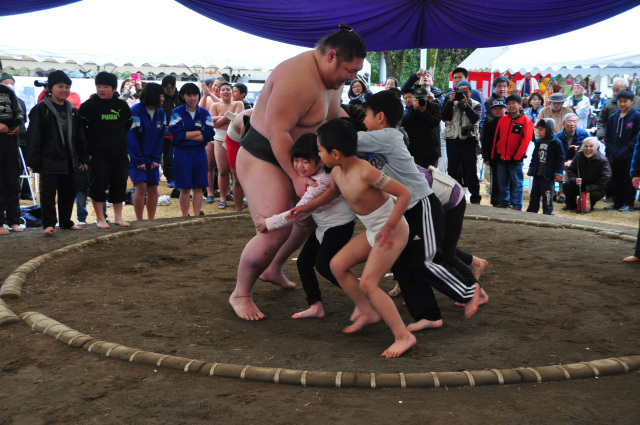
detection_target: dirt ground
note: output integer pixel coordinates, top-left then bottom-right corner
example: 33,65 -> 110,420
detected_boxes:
1,203 -> 639,425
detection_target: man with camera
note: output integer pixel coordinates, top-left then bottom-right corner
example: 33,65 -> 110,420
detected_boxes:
441,80 -> 482,204
402,87 -> 442,168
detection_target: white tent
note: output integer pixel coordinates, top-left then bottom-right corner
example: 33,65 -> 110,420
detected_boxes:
0,0 -> 309,71
460,6 -> 640,77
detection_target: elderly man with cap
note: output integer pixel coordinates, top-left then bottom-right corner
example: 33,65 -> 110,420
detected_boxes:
442,79 -> 482,204
536,92 -> 573,133
401,86 -> 442,169
563,84 -> 591,129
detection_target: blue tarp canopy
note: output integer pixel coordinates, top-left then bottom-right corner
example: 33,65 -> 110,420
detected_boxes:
2,0 -> 639,50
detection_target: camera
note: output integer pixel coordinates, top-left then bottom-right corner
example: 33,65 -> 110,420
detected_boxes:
461,125 -> 475,139
454,90 -> 466,102
418,98 -> 426,107
34,80 -> 48,87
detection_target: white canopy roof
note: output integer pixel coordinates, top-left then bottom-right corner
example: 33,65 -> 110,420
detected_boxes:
460,6 -> 640,77
0,0 -> 309,70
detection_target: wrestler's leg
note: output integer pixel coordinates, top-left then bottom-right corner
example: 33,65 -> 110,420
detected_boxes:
231,148 -> 295,320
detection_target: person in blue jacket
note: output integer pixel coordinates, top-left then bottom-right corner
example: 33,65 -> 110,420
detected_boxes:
127,83 -> 166,221
169,83 -> 214,217
623,132 -> 640,262
526,118 -> 565,215
603,89 -> 640,212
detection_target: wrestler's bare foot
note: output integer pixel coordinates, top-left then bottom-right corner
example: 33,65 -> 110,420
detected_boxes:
292,301 -> 325,319
68,225 -> 83,230
471,256 -> 489,280
44,226 -> 54,235
343,311 -> 380,333
96,220 -> 110,229
388,283 -> 401,297
407,318 -> 443,332
0,227 -> 9,235
464,283 -> 482,319
10,224 -> 23,233
259,270 -> 296,289
623,255 -> 639,262
381,333 -> 416,358
455,286 -> 489,308
229,292 -> 265,321
114,219 -> 130,227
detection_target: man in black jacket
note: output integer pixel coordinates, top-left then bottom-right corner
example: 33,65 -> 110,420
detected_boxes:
401,87 -> 442,168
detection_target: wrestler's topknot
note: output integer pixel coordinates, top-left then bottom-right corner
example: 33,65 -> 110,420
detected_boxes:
316,24 -> 367,63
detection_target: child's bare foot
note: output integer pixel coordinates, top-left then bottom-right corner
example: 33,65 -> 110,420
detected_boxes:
381,333 -> 416,358
623,255 -> 639,262
229,292 -> 265,321
292,302 -> 325,319
455,286 -> 489,308
0,227 -> 9,235
10,224 -> 23,233
259,270 -> 296,289
96,220 -> 110,229
464,283 -> 482,319
471,256 -> 488,280
407,318 -> 443,332
388,283 -> 401,297
44,226 -> 54,235
349,306 -> 362,322
343,311 -> 380,333
114,219 -> 130,227
68,225 -> 83,230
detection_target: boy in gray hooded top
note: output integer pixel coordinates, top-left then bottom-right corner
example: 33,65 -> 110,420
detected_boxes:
356,90 -> 482,331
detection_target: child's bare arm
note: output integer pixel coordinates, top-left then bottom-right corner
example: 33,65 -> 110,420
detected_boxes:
368,170 -> 410,249
287,179 -> 340,220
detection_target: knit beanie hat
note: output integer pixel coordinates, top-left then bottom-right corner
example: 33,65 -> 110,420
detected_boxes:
95,71 -> 117,89
47,70 -> 72,89
0,72 -> 15,82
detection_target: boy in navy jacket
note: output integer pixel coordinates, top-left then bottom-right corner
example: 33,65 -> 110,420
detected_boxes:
526,118 -> 564,215
604,89 -> 640,212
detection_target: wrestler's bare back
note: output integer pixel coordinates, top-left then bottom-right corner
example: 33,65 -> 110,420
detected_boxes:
250,51 -> 345,142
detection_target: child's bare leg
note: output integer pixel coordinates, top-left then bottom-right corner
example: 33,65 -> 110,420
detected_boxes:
292,301 -> 325,319
206,142 -> 216,198
179,189 -> 190,216
330,234 -> 380,333
113,202 -> 130,227
471,256 -> 488,280
133,181 -> 147,220
146,185 -> 159,220
388,282 -> 401,297
10,224 -> 24,233
407,318 -> 443,332
260,222 -> 313,289
230,169 -> 244,212
93,201 -> 109,229
192,188 -> 203,216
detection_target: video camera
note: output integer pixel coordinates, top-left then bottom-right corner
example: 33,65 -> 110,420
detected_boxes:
34,80 -> 48,88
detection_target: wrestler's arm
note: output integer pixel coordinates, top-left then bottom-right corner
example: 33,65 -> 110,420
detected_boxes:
263,83 -> 315,194
367,168 -> 410,249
